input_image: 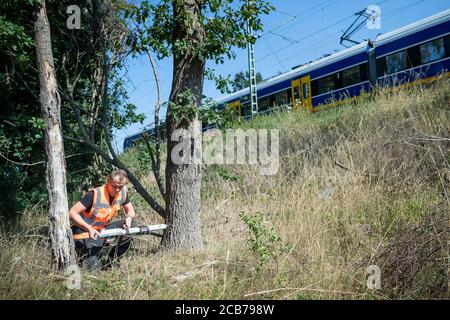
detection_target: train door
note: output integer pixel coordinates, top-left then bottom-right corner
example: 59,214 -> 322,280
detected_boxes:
300,75 -> 312,111
228,100 -> 241,117
291,79 -> 302,111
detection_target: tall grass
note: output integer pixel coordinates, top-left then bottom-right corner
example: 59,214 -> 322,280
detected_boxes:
1,79 -> 448,299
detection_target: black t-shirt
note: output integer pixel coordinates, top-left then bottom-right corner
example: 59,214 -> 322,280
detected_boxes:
81,190 -> 130,212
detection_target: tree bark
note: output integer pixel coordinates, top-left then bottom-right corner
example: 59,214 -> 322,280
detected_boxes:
34,0 -> 76,270
160,0 -> 205,251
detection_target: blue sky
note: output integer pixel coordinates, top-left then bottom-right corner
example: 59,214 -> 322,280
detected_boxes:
113,0 -> 450,152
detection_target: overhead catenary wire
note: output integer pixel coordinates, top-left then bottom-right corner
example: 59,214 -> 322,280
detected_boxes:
228,5 -> 357,75
262,36 -> 287,71
227,13 -> 355,76
272,8 -> 296,18
230,0 -> 392,76
262,0 -> 388,54
265,0 -> 343,40
257,0 -> 340,39
251,0 -> 343,76
236,0 -> 427,77
383,0 -> 425,19
340,0 -> 427,48
258,0 -> 342,45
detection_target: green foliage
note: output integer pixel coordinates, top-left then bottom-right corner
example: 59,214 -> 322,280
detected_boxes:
125,0 -> 173,59
200,98 -> 237,129
200,0 -> 274,63
0,15 -> 34,71
166,88 -> 239,131
0,116 -> 45,159
204,69 -> 263,95
167,89 -> 200,125
126,0 -> 274,62
0,0 -> 145,224
131,138 -> 153,176
231,71 -> 263,91
0,0 -> 41,165
0,0 -> 274,225
239,211 -> 282,267
204,68 -> 233,94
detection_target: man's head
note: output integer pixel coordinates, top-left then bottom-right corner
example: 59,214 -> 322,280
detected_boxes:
106,169 -> 128,197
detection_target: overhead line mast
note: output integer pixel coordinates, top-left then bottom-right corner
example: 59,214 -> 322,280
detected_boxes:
247,0 -> 258,116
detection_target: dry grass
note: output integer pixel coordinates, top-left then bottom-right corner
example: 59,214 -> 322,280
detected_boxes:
1,79 -> 449,299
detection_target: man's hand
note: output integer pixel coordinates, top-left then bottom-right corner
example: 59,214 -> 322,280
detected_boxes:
123,216 -> 132,229
88,227 -> 100,240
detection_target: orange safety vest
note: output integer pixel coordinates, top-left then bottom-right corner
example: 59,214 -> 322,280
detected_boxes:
81,185 -> 128,231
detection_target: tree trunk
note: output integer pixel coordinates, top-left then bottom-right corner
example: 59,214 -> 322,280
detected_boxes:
34,0 -> 76,270
160,0 -> 205,251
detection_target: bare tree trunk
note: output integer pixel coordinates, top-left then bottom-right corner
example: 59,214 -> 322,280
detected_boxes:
160,0 -> 204,251
34,0 -> 76,270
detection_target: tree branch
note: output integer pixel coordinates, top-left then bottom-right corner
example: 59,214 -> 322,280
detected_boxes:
146,49 -> 165,198
64,135 -> 165,217
142,133 -> 165,198
0,152 -> 93,166
61,89 -> 166,218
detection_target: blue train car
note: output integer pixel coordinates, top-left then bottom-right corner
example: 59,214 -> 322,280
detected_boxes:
123,131 -> 145,150
124,9 -> 450,151
216,8 -> 450,114
123,126 -> 161,150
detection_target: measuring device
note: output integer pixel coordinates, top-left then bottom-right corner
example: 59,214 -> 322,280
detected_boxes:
73,224 -> 167,240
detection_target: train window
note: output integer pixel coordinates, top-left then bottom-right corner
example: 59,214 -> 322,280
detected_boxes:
293,86 -> 301,101
407,46 -> 421,67
386,51 -> 408,74
420,38 -> 445,64
445,35 -> 450,57
302,82 -> 309,99
269,95 -> 276,108
319,74 -> 335,94
258,96 -> 270,111
242,103 -> 251,116
274,91 -> 288,106
360,63 -> 369,81
284,89 -> 292,105
376,57 -> 387,77
311,80 -> 319,96
335,72 -> 343,89
343,65 -> 361,87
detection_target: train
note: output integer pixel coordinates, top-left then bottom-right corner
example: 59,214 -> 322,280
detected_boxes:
123,8 -> 450,151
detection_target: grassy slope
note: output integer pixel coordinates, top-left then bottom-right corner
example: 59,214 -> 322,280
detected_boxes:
0,79 -> 449,299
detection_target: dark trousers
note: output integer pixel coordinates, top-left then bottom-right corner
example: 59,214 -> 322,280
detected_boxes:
72,220 -> 137,272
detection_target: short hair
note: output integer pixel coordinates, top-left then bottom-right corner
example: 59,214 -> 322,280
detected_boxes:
109,169 -> 128,181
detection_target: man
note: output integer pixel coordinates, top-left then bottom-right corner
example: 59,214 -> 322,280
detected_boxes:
69,169 -> 137,271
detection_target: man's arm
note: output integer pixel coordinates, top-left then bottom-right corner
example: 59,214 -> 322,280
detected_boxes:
122,202 -> 136,229
69,202 -> 100,239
